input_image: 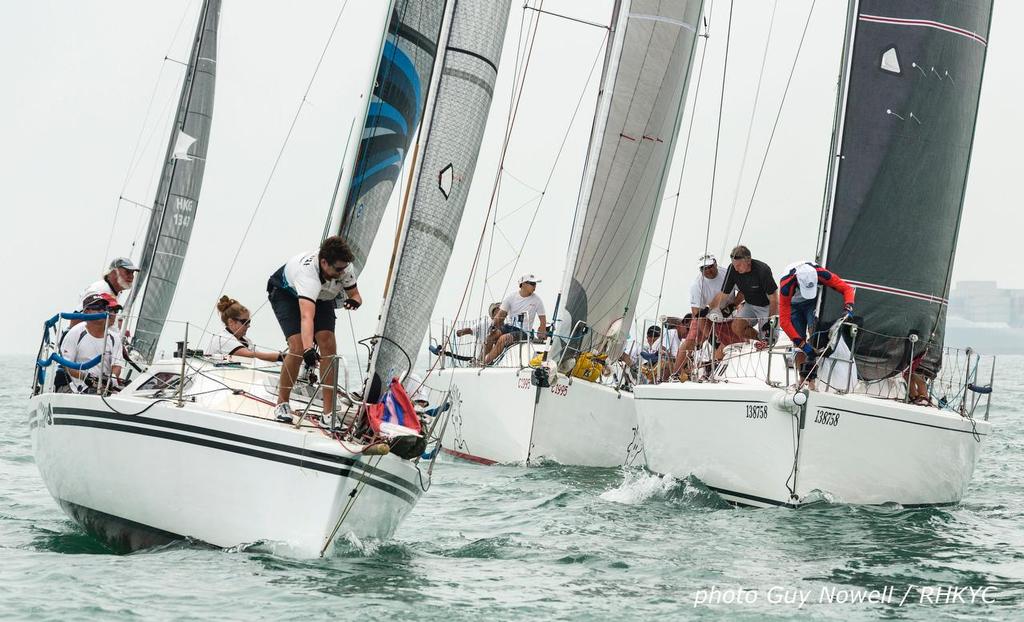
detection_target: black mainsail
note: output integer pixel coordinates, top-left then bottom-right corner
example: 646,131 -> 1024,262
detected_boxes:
368,0 -> 512,399
131,0 -> 221,362
335,0 -> 447,274
820,0 -> 993,379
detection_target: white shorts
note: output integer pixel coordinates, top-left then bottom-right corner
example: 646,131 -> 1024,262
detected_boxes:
734,303 -> 770,325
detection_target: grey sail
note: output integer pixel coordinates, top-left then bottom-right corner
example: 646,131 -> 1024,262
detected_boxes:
553,0 -> 704,367
820,0 -> 993,380
368,0 -> 511,399
337,0 -> 447,274
132,0 -> 220,362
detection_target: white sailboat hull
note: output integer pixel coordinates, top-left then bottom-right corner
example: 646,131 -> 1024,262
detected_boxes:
428,366 -> 640,467
635,382 -> 991,507
28,390 -> 421,557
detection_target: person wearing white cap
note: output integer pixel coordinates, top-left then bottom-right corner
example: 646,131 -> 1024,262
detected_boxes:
669,254 -> 733,377
482,274 -> 548,365
778,260 -> 855,385
78,256 -> 140,311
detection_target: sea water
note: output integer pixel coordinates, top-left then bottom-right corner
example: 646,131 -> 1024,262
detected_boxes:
1,355 -> 1021,620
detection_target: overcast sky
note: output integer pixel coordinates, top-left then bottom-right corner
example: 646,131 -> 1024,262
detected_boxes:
3,0 -> 1020,357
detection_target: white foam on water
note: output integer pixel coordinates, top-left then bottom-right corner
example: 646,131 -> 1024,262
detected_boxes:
600,469 -> 681,505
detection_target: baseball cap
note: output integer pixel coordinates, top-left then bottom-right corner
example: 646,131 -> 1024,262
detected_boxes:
488,302 -> 501,317
698,253 -> 716,269
793,263 -> 819,300
518,274 -> 541,285
108,257 -> 140,272
83,292 -> 122,312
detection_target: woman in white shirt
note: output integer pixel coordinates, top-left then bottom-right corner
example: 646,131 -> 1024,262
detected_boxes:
207,296 -> 283,362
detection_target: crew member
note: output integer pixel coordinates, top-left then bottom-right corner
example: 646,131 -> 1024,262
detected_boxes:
483,274 -> 547,365
267,236 -> 362,423
60,293 -> 124,393
778,261 -> 855,386
208,295 -> 285,362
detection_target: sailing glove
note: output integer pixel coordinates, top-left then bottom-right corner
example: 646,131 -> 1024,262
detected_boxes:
342,298 -> 361,310
303,347 -> 320,368
844,302 -> 854,317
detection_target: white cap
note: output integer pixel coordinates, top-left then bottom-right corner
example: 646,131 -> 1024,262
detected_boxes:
519,274 -> 541,285
793,263 -> 819,300
698,253 -> 716,268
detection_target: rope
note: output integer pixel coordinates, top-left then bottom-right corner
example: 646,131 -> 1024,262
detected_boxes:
735,0 -> 817,244
718,0 -> 778,254
202,0 -> 352,337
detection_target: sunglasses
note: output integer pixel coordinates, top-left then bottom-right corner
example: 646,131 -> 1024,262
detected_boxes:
235,318 -> 251,326
523,281 -> 536,287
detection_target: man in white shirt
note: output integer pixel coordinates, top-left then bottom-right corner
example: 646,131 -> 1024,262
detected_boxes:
78,257 -> 139,310
482,274 -> 548,365
672,254 -> 732,377
60,293 -> 124,393
266,235 -> 363,423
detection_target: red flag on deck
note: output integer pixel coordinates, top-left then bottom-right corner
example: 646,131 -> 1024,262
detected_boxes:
365,377 -> 422,435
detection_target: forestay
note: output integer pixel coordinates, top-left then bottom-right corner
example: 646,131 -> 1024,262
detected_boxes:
553,0 -> 704,368
132,0 -> 221,363
820,0 -> 993,379
337,0 -> 447,274
368,0 -> 512,400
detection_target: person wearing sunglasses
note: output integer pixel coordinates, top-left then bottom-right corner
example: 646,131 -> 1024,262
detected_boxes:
59,293 -> 124,393
207,295 -> 285,362
266,235 -> 362,423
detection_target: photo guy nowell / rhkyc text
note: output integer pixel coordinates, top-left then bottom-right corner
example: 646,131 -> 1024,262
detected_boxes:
692,585 -> 999,608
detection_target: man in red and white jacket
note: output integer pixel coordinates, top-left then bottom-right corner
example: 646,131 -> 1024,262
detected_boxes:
778,261 -> 855,384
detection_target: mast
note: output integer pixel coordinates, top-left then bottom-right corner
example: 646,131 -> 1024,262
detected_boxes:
814,0 -> 858,265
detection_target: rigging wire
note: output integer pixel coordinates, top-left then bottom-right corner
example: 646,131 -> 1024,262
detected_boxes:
702,0 -> 735,259
102,0 -> 199,269
718,0 -> 778,254
202,0 -> 352,337
649,2 -> 715,325
496,27 -> 610,300
735,0 -> 818,244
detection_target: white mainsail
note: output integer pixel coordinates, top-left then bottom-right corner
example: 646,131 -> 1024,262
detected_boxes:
552,0 -> 705,368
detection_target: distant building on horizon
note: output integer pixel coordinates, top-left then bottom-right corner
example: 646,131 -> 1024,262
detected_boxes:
949,281 -> 1024,327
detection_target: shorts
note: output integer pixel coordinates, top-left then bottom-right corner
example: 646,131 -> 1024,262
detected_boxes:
712,322 -> 745,347
268,283 -> 335,339
734,303 -> 770,326
500,324 -> 528,341
686,317 -> 712,341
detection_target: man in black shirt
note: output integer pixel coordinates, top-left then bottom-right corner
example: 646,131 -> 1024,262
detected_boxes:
707,245 -> 779,341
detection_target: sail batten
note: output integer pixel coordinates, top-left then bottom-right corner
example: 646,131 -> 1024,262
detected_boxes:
821,0 -> 993,379
131,0 -> 221,362
368,0 -> 512,399
554,0 -> 705,366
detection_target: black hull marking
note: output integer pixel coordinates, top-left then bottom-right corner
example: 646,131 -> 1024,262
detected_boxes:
52,417 -> 418,505
51,406 -> 419,495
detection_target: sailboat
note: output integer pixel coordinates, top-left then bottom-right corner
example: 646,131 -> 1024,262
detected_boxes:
635,0 -> 996,507
426,0 -> 705,466
28,0 -> 470,557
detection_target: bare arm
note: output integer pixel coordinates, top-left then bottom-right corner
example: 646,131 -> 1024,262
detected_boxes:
232,348 -> 282,363
344,285 -> 362,307
456,327 -> 473,337
768,291 -> 779,318
298,298 -> 316,351
492,309 -> 508,327
537,315 -> 548,339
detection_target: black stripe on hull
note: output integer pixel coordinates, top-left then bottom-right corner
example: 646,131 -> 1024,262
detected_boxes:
51,406 -> 420,496
58,498 -> 191,553
50,414 -> 419,506
705,484 -> 960,510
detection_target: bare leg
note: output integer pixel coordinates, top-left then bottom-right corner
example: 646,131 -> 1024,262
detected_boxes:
483,333 -> 512,365
315,329 -> 337,414
277,334 -> 303,405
